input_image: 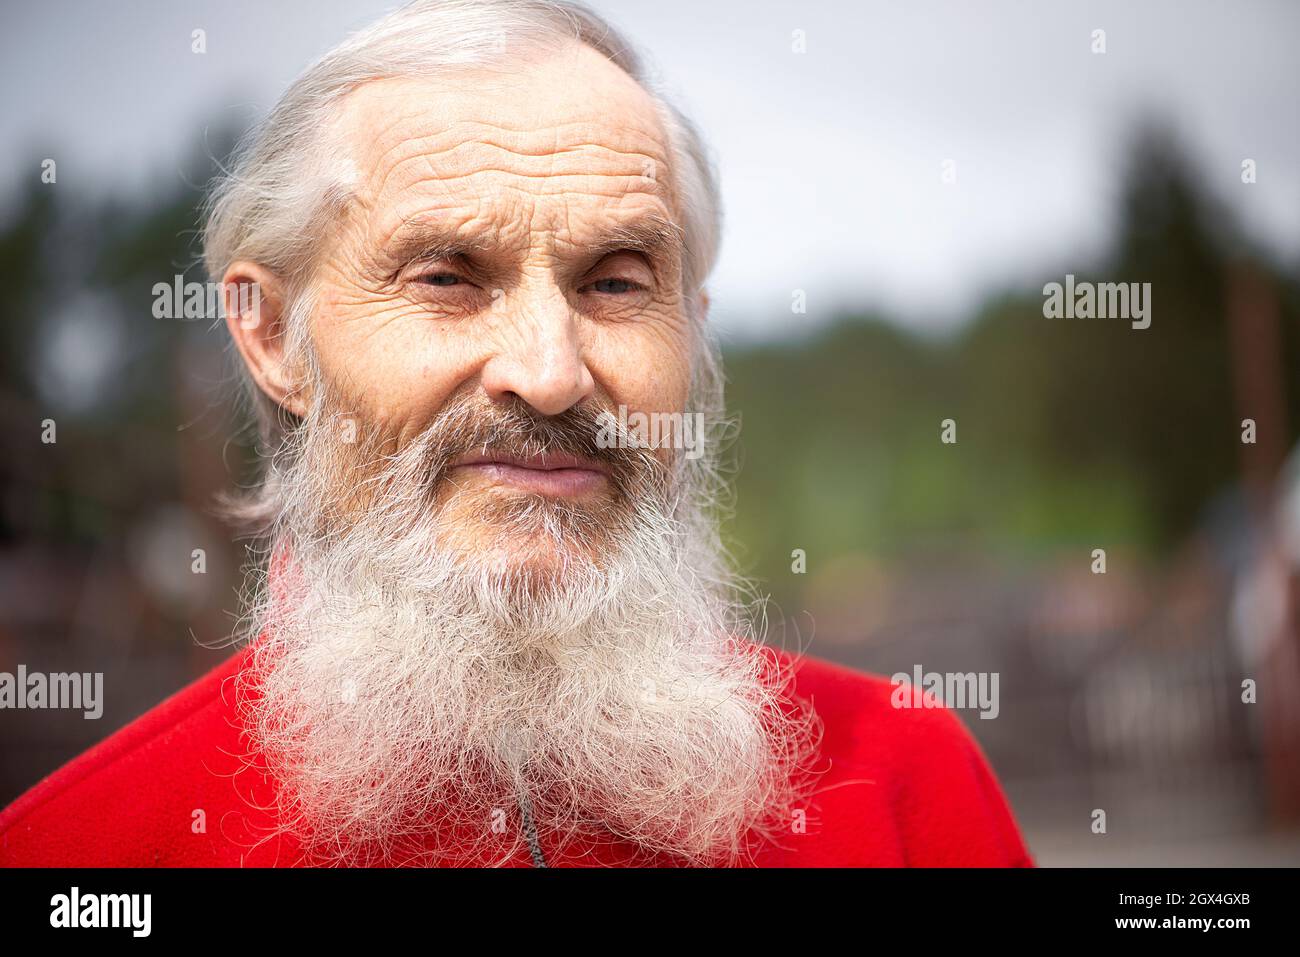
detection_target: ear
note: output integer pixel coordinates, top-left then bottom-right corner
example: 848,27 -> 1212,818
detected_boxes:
222,262 -> 309,418
699,288 -> 711,320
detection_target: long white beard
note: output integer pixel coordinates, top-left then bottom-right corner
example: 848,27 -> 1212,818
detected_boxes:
232,386 -> 820,867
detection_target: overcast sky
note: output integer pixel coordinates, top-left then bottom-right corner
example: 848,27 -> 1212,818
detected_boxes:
2,0 -> 1297,340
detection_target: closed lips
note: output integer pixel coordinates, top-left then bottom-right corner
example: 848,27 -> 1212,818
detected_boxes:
448,452 -> 608,496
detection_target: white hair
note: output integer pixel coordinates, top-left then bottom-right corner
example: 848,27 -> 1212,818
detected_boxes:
203,0 -> 725,459
202,0 -> 822,866
230,375 -> 820,866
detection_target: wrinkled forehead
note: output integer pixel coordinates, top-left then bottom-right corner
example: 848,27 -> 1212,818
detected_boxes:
328,42 -> 679,239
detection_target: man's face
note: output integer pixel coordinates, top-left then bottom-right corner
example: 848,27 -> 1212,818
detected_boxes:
224,42 -> 818,866
296,42 -> 691,574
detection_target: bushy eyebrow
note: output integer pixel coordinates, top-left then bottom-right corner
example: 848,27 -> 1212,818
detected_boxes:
582,213 -> 685,265
382,221 -> 491,271
381,211 -> 685,276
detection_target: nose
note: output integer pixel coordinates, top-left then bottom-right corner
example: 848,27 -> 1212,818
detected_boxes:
480,287 -> 596,416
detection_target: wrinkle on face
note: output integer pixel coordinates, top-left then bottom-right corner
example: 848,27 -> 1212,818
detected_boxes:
297,41 -> 695,530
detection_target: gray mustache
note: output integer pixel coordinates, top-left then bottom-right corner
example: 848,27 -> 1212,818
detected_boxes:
423,398 -> 662,496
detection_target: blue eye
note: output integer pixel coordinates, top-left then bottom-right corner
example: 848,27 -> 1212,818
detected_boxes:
421,273 -> 461,286
591,278 -> 639,294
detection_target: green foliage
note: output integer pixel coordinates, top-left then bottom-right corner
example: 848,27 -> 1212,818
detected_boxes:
722,126 -> 1300,607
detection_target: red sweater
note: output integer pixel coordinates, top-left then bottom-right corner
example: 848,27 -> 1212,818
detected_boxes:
0,643 -> 1033,867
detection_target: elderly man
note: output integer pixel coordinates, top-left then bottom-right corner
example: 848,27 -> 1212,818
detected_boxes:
0,0 -> 1031,868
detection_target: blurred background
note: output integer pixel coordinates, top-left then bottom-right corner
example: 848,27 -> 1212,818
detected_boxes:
2,0 -> 1299,865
